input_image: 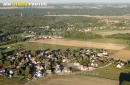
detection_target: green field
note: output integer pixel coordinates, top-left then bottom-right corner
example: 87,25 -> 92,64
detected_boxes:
0,77 -> 27,85
26,75 -> 118,85
89,38 -> 128,45
26,66 -> 129,85
79,66 -> 130,80
0,42 -> 24,54
23,42 -> 83,51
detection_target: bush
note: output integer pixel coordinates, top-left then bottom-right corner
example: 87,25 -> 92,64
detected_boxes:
121,81 -> 130,85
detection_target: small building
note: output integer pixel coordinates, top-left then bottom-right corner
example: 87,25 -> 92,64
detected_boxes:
0,68 -> 5,73
116,64 -> 122,68
46,70 -> 52,74
62,67 -> 71,73
74,63 -> 80,67
80,65 -> 88,71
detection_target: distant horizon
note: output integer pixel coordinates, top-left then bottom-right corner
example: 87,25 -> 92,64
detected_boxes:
1,0 -> 130,3
1,2 -> 130,4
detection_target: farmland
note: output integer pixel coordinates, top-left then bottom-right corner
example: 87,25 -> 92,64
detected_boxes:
26,75 -> 119,85
29,39 -> 127,50
1,3 -> 130,85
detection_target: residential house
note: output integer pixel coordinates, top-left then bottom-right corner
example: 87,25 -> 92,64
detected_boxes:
6,68 -> 19,77
116,61 -> 124,68
88,67 -> 95,70
62,58 -> 69,63
35,70 -> 43,78
54,65 -> 62,74
74,62 -> 80,67
46,70 -> 52,74
35,64 -> 44,71
102,51 -> 108,56
0,68 -> 5,73
80,65 -> 88,71
91,62 -> 98,67
62,67 -> 71,73
97,53 -> 104,57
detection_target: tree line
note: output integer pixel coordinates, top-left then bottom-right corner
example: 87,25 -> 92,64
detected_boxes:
62,31 -> 103,40
105,33 -> 130,40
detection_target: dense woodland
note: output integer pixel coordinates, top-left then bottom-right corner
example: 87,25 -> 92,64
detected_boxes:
0,16 -> 105,45
105,33 -> 130,40
62,31 -> 103,39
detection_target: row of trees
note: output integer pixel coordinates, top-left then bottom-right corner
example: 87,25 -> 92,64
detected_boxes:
62,31 -> 103,40
105,33 -> 130,40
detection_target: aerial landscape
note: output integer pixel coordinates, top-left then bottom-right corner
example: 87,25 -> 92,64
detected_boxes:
0,0 -> 130,85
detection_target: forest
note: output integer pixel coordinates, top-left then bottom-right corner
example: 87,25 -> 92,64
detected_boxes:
0,16 -> 105,45
105,33 -> 130,40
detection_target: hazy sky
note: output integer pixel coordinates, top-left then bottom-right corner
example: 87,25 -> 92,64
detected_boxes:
1,0 -> 130,3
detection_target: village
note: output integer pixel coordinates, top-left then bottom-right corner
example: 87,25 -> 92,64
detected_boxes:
0,44 -> 126,81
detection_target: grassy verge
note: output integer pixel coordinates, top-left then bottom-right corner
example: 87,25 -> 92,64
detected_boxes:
0,42 -> 24,54
0,77 -> 26,85
79,66 -> 130,80
23,42 -> 88,52
26,73 -> 118,85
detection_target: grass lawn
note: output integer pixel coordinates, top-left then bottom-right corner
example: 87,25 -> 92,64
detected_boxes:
23,42 -> 86,52
79,66 -> 130,80
0,77 -> 27,85
26,74 -> 118,85
0,42 -> 24,54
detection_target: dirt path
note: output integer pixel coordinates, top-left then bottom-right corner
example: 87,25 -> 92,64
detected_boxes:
29,39 -> 126,50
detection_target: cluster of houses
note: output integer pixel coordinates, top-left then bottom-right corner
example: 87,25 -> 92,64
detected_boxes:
0,47 -> 126,80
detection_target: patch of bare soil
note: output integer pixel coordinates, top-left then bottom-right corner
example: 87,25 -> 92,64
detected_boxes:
111,50 -> 130,61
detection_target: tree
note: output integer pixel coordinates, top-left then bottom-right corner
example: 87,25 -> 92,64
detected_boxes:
0,60 -> 2,66
31,50 -> 36,57
27,74 -> 32,79
0,50 -> 3,59
13,50 -> 17,55
3,60 -> 11,68
25,66 -> 31,78
13,71 -> 19,77
121,81 -> 130,85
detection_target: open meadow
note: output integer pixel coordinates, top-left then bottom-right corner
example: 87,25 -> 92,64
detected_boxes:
26,75 -> 119,85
